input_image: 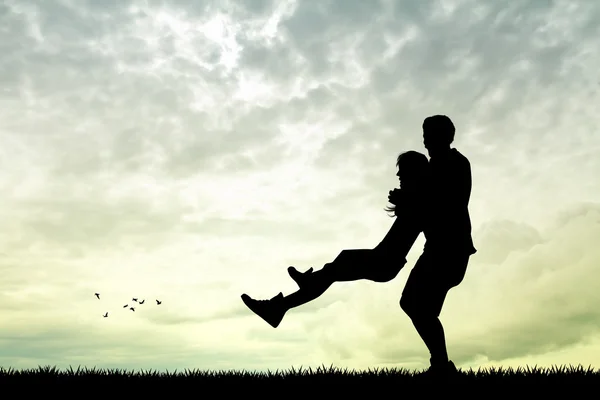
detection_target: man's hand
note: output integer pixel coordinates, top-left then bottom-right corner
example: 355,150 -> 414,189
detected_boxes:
388,188 -> 402,205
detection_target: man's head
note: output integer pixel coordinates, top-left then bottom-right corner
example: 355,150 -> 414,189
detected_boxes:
422,115 -> 455,158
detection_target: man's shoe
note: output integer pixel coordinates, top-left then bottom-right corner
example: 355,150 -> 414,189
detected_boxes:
287,266 -> 313,289
241,292 -> 286,328
420,360 -> 459,380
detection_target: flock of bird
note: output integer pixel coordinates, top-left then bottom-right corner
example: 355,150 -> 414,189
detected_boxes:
94,293 -> 162,317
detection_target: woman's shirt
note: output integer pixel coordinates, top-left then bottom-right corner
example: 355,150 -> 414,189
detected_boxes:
374,189 -> 425,259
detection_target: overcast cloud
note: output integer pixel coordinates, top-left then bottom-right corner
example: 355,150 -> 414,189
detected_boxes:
1,0 -> 600,373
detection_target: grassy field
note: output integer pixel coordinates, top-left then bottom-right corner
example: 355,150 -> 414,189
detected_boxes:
1,363 -> 597,394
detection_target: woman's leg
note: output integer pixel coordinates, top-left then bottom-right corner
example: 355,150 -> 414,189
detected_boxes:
241,218 -> 417,328
281,249 -> 405,311
241,247 -> 408,328
322,249 -> 403,282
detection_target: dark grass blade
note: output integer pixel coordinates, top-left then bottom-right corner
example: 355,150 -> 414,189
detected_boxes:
1,363 -> 598,394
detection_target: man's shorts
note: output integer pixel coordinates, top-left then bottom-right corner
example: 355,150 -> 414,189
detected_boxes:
400,250 -> 470,318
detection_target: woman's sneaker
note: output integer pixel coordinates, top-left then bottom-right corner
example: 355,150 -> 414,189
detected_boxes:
241,292 -> 286,328
287,266 -> 313,289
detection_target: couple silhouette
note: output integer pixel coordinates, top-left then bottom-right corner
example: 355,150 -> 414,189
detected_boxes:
241,115 -> 477,379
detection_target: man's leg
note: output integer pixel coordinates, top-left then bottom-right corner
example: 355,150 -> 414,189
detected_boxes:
400,252 -> 470,368
400,253 -> 450,366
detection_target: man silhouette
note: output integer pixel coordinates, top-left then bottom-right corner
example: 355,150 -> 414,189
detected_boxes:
399,115 -> 476,378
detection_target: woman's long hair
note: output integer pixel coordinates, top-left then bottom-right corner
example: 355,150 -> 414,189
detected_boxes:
384,151 -> 429,217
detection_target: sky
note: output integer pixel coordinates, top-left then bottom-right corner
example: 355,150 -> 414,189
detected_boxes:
1,0 -> 600,374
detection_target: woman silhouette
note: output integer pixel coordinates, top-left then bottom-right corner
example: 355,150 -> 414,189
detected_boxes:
241,151 -> 429,328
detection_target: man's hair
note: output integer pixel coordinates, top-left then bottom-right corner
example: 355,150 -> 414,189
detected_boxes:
423,115 -> 455,144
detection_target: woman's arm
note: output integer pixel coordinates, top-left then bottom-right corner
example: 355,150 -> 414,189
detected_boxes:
377,191 -> 422,256
388,188 -> 403,205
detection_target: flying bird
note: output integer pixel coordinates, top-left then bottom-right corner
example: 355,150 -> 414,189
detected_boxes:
95,293 -> 100,299
132,298 -> 138,302
130,307 -> 135,312
123,304 -> 128,308
156,300 -> 162,305
103,312 -> 108,318
139,299 -> 145,304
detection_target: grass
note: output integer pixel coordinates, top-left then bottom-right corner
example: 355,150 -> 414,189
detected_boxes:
1,363 -> 598,394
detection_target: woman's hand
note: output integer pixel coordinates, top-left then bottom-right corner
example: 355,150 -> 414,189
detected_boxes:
388,188 -> 402,205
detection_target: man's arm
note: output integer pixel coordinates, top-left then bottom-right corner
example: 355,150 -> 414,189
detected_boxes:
457,157 -> 472,208
436,155 -> 471,217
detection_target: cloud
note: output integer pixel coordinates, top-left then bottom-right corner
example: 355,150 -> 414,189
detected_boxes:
1,0 -> 600,372
0,321 -> 283,372
470,219 -> 544,265
304,202 -> 600,369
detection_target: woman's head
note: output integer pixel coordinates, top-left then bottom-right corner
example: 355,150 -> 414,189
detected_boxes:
395,150 -> 429,189
385,151 -> 429,217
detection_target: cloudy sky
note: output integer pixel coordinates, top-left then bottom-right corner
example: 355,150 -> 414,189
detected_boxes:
1,0 -> 600,374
